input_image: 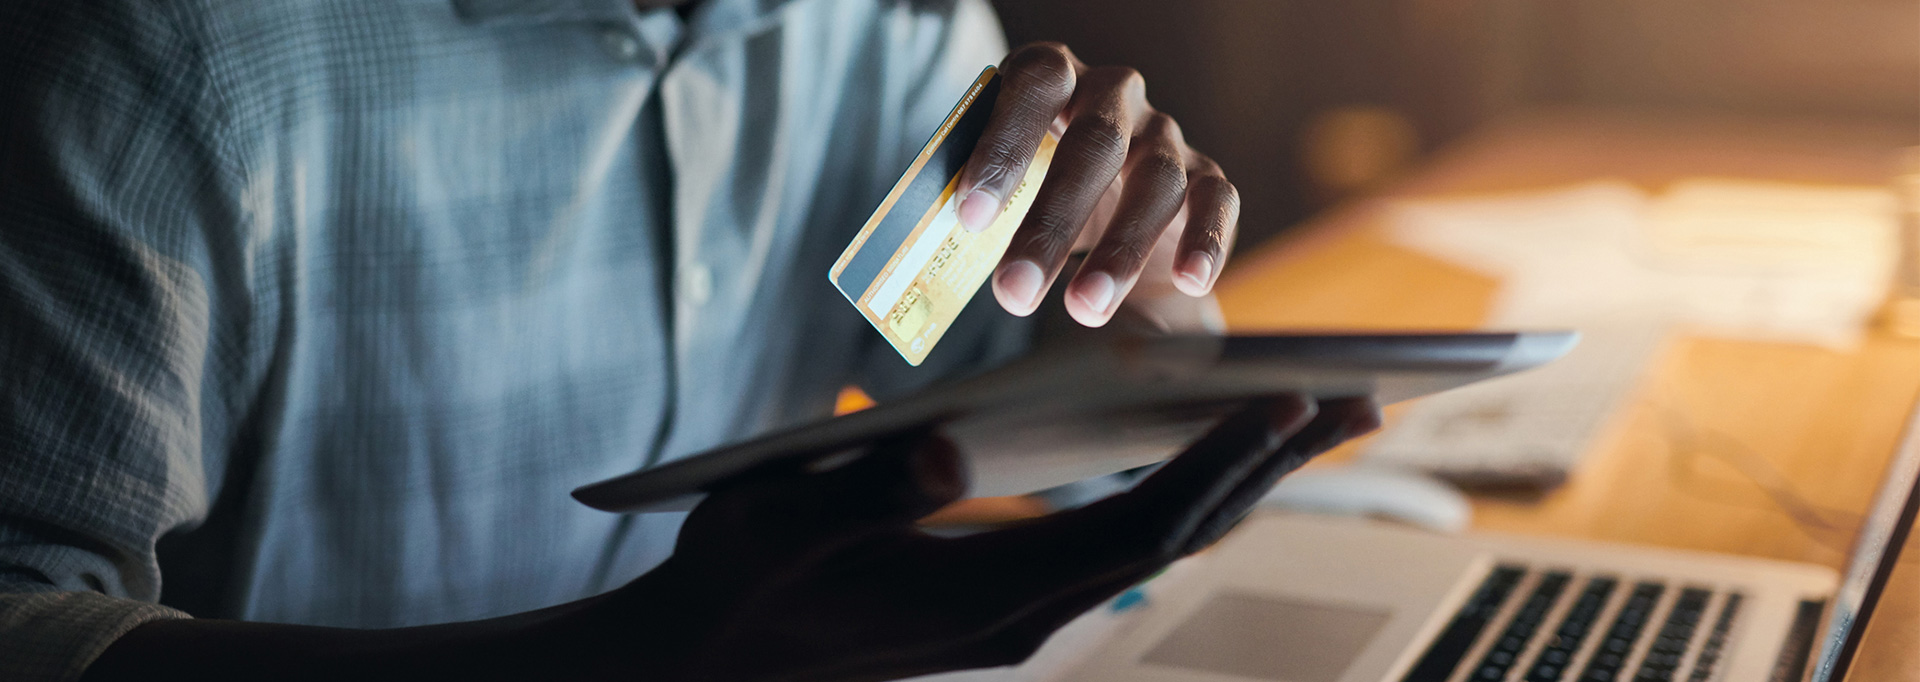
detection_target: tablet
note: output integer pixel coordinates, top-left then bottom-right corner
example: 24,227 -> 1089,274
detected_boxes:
572,332 -> 1577,514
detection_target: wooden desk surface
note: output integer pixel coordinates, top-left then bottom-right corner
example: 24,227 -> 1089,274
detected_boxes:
1214,109 -> 1920,681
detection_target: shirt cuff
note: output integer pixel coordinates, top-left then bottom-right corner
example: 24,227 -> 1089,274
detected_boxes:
0,590 -> 190,682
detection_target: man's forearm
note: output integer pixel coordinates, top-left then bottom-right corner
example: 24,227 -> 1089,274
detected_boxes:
79,597 -> 594,682
78,565 -> 695,682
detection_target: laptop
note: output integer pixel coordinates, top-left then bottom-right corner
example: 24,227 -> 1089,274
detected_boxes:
1055,400 -> 1920,682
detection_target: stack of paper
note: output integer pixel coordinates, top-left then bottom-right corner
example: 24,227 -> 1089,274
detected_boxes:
1365,179 -> 1898,487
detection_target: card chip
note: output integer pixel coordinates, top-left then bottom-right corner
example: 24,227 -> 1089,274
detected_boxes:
888,287 -> 933,337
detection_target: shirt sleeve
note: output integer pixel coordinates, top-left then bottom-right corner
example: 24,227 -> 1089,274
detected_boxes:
0,2 -> 243,679
856,0 -> 1033,400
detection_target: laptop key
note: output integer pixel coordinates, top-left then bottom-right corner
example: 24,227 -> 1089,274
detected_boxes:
1525,576 -> 1618,681
1578,582 -> 1666,682
1400,565 -> 1528,682
1686,593 -> 1742,682
1633,588 -> 1712,681
1466,571 -> 1573,682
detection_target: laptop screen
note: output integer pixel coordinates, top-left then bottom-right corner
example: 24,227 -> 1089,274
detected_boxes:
1808,400 -> 1920,682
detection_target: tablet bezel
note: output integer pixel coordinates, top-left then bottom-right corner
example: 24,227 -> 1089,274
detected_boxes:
572,331 -> 1577,514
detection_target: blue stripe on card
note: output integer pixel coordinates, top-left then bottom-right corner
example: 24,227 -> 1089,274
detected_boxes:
834,74 -> 1002,302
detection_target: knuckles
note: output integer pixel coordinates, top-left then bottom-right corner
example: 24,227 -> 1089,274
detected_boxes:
1002,45 -> 1262,271
1021,209 -> 1089,255
1004,43 -> 1077,101
1188,174 -> 1242,221
1081,65 -> 1146,103
968,157 -> 1017,192
1142,111 -> 1183,145
1068,114 -> 1131,169
1093,229 -> 1156,269
1135,152 -> 1189,198
1130,113 -> 1189,201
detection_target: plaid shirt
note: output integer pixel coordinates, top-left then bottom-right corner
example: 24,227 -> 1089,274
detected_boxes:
0,0 -> 1022,678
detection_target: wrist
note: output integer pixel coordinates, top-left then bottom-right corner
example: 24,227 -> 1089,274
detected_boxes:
567,558 -> 719,682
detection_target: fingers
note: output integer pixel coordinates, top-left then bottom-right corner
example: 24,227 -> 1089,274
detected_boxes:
1172,152 -> 1239,296
980,47 -> 1238,323
992,64 -> 1146,316
1063,113 -> 1189,326
957,43 -> 1081,235
1178,397 -> 1382,554
936,397 -> 1317,607
1104,397 -> 1319,542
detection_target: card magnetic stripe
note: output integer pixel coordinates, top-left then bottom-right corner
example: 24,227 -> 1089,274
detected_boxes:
832,74 -> 1002,301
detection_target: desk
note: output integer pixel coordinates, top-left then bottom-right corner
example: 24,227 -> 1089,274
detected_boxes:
1214,109 -> 1920,681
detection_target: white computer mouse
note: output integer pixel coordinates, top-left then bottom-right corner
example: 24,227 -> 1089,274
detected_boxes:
1258,464 -> 1471,533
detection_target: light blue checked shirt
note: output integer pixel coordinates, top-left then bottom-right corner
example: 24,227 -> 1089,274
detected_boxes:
0,0 -> 1027,678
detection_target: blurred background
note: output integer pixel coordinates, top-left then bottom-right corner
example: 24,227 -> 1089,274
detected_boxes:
935,7 -> 1920,676
990,0 -> 1920,248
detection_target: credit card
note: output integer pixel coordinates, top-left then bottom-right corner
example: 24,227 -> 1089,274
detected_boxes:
829,66 -> 1058,366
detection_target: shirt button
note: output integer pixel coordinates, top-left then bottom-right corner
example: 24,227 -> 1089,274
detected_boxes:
598,28 -> 641,61
682,263 -> 713,304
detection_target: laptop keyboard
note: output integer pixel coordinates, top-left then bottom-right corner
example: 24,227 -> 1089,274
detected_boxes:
1687,594 -> 1741,682
1577,582 -> 1664,681
1401,565 -> 1745,682
1473,571 -> 1574,680
1399,566 -> 1530,681
1525,576 -> 1617,681
1634,588 -> 1713,680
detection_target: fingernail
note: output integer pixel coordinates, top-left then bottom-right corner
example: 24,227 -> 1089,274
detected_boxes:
1176,253 -> 1214,294
1072,271 -> 1116,317
993,260 -> 1045,314
958,189 -> 1001,233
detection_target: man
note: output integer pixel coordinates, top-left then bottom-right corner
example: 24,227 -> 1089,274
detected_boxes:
0,0 -> 1380,679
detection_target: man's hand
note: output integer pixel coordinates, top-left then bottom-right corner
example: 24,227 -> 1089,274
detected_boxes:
584,396 -> 1381,682
82,398 -> 1377,682
958,43 -> 1238,328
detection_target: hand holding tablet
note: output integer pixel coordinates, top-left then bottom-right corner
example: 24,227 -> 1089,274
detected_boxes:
575,397 -> 1381,682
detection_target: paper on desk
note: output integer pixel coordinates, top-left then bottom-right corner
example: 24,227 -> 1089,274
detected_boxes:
1386,182 -> 1662,322
1385,179 -> 1899,348
1367,179 -> 1897,485
1642,179 -> 1899,347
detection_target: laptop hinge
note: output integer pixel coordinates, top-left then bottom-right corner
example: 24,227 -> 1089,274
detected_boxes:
1769,599 -> 1825,682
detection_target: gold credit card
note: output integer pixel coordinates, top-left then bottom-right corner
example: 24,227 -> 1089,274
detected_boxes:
828,66 -> 1058,366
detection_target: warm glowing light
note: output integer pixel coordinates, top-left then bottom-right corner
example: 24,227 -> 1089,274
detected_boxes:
833,385 -> 877,416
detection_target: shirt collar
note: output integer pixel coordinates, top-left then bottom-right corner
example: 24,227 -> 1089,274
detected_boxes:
451,0 -> 799,29
680,0 -> 801,36
451,0 -> 638,25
